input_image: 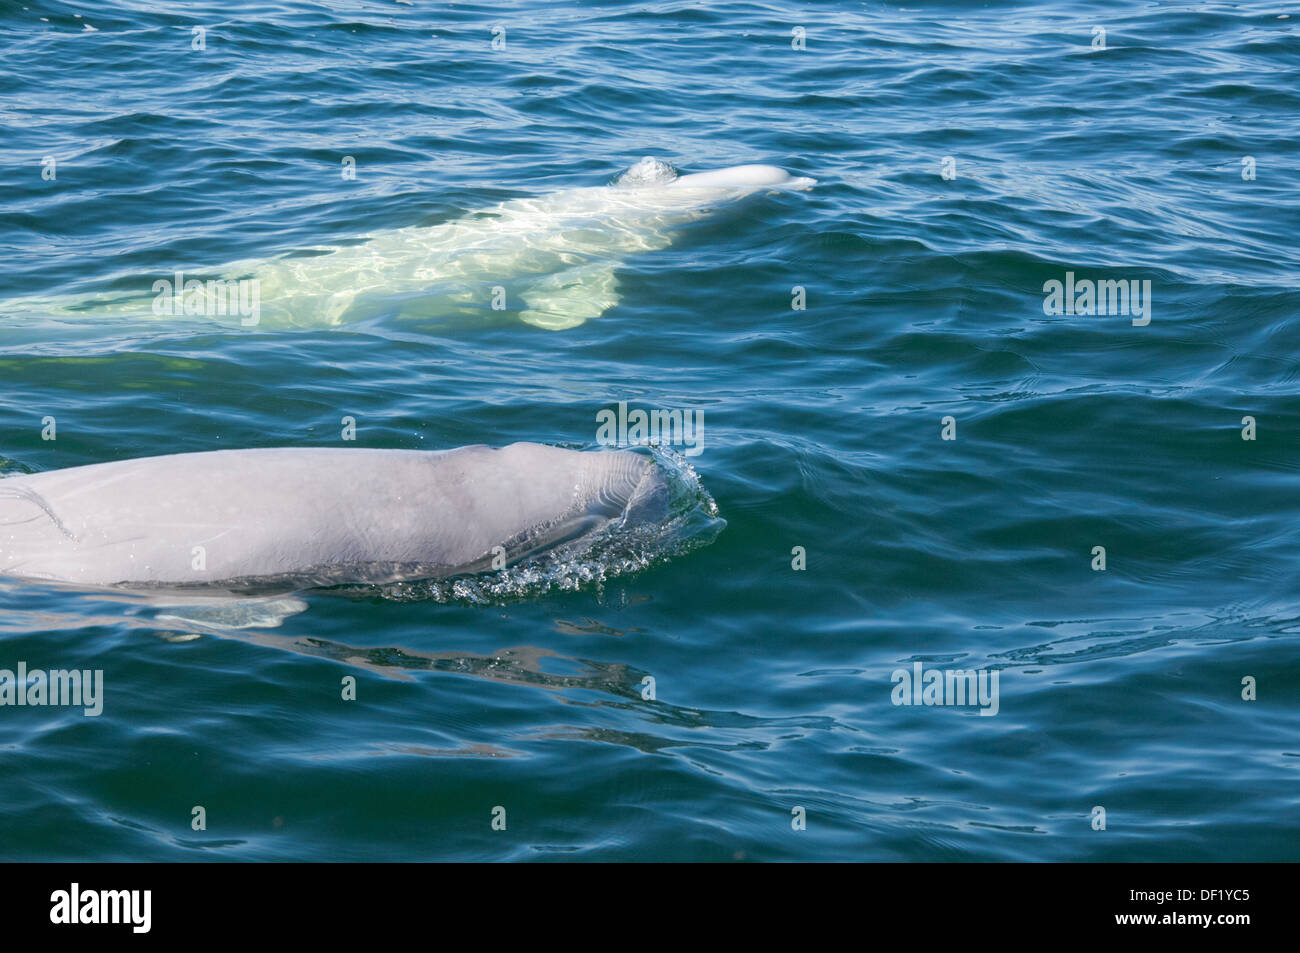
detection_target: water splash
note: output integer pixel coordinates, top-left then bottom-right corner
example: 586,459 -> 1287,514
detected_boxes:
613,156 -> 679,188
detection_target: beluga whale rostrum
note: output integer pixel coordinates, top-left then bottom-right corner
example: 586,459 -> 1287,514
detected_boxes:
0,158 -> 815,331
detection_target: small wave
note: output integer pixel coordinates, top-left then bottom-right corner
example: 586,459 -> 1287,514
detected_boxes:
613,156 -> 679,188
0,456 -> 38,477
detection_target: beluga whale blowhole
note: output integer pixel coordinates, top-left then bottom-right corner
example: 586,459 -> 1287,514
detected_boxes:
0,158 -> 815,331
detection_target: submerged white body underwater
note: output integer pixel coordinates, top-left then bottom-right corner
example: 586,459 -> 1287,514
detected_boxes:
1,159 -> 814,330
0,444 -> 669,589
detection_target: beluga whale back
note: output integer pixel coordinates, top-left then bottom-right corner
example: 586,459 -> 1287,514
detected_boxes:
0,158 -> 815,331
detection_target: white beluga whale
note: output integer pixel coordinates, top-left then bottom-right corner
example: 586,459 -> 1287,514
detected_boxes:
1,158 -> 814,331
0,443 -> 672,590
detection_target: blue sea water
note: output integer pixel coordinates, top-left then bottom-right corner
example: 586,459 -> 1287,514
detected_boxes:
1,0 -> 1298,861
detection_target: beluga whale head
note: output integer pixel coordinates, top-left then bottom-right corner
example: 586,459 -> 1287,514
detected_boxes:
615,157 -> 815,194
672,163 -> 816,192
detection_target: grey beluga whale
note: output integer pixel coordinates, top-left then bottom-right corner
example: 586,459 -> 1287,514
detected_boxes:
0,443 -> 669,590
0,158 -> 815,331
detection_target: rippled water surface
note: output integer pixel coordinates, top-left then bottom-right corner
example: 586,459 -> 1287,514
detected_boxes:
1,0 -> 1298,861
